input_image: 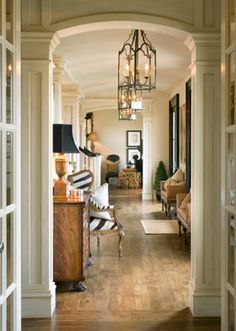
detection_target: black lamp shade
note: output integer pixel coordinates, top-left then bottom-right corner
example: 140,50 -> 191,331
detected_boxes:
53,124 -> 80,153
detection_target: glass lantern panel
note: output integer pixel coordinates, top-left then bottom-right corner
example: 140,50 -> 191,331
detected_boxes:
228,51 -> 235,126
227,133 -> 235,206
228,214 -> 235,287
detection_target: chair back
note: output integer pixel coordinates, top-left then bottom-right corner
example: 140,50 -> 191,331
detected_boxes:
68,169 -> 94,190
107,154 -> 120,163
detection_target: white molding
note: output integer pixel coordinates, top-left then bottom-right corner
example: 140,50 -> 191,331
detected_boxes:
22,283 -> 56,318
189,282 -> 221,317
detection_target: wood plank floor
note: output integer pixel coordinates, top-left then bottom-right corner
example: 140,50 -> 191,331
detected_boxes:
22,188 -> 220,330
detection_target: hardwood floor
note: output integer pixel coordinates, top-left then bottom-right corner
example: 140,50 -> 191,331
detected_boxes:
22,188 -> 220,330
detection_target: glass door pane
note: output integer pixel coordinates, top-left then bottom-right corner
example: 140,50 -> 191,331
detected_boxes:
228,292 -> 234,330
0,131 -> 2,208
0,217 -> 2,296
6,0 -> 13,44
6,50 -> 13,124
228,214 -> 235,286
229,0 -> 236,45
228,51 -> 235,126
6,213 -> 13,288
6,132 -> 13,206
0,45 -> 2,123
7,292 -> 13,331
227,133 -> 235,205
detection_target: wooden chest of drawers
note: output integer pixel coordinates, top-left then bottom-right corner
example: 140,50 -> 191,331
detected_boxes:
53,193 -> 90,282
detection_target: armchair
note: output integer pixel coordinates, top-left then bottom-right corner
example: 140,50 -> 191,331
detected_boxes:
69,170 -> 125,257
160,168 -> 186,216
105,154 -> 120,184
176,192 -> 191,243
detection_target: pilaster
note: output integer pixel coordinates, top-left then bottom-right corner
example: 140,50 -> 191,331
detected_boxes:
21,32 -> 56,318
62,84 -> 82,170
142,105 -> 153,200
53,54 -> 65,123
185,33 -> 221,316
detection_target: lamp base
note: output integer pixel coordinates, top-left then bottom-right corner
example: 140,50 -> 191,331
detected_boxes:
54,178 -> 67,199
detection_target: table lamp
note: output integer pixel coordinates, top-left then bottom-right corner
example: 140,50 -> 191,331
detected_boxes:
53,124 -> 80,198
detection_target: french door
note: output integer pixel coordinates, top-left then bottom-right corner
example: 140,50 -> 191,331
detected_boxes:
0,0 -> 21,330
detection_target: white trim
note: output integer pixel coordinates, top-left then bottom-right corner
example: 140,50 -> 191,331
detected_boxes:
189,281 -> 221,317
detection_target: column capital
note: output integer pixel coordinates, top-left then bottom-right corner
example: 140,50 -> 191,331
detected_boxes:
62,84 -> 84,100
185,33 -> 221,64
21,31 -> 60,61
53,55 -> 66,82
142,102 -> 153,118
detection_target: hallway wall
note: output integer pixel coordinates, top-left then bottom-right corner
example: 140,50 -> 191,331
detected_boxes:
93,109 -> 142,183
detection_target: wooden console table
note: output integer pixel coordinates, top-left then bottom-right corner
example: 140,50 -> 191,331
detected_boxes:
53,192 -> 90,284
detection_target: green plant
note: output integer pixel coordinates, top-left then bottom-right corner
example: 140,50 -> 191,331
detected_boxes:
153,161 -> 168,196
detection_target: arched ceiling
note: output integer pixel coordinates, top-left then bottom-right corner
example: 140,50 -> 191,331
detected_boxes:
56,22 -> 190,98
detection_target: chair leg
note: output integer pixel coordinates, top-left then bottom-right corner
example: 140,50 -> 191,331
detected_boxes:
178,220 -> 182,236
118,230 -> 125,257
97,236 -> 100,246
161,199 -> 164,211
167,204 -> 171,217
183,228 -> 187,244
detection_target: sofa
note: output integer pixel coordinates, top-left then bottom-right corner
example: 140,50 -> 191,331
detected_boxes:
160,168 -> 186,216
176,192 -> 191,243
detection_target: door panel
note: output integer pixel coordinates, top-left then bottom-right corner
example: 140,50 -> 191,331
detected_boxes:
0,0 -> 20,329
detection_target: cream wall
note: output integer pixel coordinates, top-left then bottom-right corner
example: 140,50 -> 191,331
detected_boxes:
93,109 -> 142,183
92,91 -> 169,185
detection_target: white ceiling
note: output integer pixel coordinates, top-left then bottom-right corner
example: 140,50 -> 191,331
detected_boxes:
56,23 -> 190,98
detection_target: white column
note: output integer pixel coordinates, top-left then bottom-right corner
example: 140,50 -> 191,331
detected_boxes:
79,108 -> 87,170
185,33 -> 221,316
142,106 -> 152,200
21,32 -> 58,318
53,55 -> 64,124
62,85 -> 82,170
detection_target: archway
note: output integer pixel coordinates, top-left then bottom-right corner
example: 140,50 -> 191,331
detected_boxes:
21,14 -> 221,318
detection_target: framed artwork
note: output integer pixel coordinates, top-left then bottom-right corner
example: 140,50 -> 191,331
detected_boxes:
127,130 -> 141,147
180,103 -> 186,165
127,148 -> 141,164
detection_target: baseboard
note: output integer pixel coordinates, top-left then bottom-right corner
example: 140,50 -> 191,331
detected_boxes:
188,281 -> 221,317
142,192 -> 152,200
22,281 -> 56,318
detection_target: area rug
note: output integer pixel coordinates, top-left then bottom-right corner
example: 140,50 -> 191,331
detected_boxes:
141,219 -> 179,235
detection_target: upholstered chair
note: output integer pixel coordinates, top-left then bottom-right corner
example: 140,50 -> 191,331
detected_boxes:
105,154 -> 120,184
176,192 -> 191,243
68,170 -> 125,257
160,168 -> 186,216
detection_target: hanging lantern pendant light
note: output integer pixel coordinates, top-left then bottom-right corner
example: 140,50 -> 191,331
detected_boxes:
118,29 -> 156,120
118,29 -> 156,92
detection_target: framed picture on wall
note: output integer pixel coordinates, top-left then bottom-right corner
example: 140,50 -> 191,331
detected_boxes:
127,130 -> 141,147
127,148 -> 141,164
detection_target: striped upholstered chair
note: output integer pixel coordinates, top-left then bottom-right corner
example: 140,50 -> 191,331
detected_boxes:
68,169 -> 94,190
68,170 -> 125,257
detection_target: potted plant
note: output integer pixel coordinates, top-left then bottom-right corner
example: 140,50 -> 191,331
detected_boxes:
153,161 -> 168,200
